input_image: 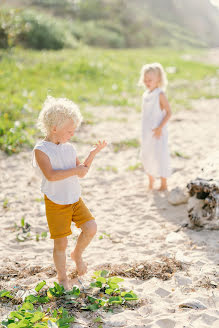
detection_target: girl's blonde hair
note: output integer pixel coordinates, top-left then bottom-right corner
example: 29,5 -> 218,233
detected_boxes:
138,62 -> 168,90
37,96 -> 83,135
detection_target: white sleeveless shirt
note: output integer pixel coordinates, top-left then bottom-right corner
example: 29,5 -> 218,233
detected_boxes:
33,140 -> 81,205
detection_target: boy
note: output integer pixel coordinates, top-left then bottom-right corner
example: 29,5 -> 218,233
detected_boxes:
33,96 -> 106,289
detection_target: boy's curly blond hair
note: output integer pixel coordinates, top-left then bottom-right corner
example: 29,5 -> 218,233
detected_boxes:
37,96 -> 83,135
138,62 -> 168,91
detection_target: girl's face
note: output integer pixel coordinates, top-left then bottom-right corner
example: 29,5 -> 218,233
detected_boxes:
53,119 -> 76,144
144,71 -> 160,91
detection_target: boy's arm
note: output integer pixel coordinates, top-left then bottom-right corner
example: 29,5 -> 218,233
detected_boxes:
35,150 -> 88,181
83,140 -> 107,168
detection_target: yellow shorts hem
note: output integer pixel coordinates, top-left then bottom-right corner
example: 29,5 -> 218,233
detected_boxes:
50,231 -> 72,240
76,217 -> 95,228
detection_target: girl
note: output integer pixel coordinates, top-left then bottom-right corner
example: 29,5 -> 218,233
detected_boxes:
33,96 -> 106,289
139,63 -> 171,191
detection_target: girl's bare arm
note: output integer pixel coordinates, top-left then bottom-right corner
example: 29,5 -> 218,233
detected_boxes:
152,93 -> 171,138
158,92 -> 172,128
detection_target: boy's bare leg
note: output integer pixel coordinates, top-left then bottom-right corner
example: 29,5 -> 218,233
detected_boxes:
71,220 -> 97,276
53,237 -> 69,289
148,174 -> 155,190
159,177 -> 167,191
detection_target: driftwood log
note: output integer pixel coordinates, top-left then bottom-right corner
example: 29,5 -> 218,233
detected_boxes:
187,178 -> 219,229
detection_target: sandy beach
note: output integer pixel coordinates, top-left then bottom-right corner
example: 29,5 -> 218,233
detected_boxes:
0,93 -> 219,327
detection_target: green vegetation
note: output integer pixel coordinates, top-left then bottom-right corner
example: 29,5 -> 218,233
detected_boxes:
12,217 -> 48,242
112,139 -> 140,152
126,162 -> 143,171
0,1 -> 209,51
1,270 -> 138,327
0,47 -> 218,154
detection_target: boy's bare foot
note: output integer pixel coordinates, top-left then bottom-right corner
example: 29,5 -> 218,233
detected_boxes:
58,278 -> 69,290
71,251 -> 87,276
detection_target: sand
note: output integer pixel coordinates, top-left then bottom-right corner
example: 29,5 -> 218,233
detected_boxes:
0,95 -> 219,327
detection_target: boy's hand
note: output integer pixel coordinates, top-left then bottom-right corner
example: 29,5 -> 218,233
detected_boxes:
90,140 -> 107,155
152,127 -> 162,139
77,164 -> 89,178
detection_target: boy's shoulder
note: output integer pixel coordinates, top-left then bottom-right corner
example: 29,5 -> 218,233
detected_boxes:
33,140 -> 47,150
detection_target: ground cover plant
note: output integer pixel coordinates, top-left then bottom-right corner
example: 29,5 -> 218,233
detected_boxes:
0,270 -> 138,328
0,47 -> 218,154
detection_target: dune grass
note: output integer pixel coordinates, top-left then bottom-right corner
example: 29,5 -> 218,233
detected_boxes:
0,47 -> 218,153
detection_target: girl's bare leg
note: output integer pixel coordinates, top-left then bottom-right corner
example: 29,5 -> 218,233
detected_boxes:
53,237 -> 69,289
159,177 -> 167,191
148,174 -> 155,190
71,220 -> 97,276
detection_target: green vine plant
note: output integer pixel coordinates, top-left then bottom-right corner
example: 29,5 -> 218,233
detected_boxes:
0,270 -> 138,328
12,217 -> 47,242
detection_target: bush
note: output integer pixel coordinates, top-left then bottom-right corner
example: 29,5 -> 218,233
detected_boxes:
19,10 -> 77,50
70,21 -> 125,48
0,9 -> 26,48
0,9 -> 77,50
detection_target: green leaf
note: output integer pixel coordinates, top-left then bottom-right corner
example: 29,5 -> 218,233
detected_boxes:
30,312 -> 44,323
24,295 -> 38,303
8,324 -> 17,328
56,316 -> 75,327
15,318 -> 30,327
84,304 -> 100,311
52,310 -> 58,318
21,217 -> 25,227
121,292 -> 138,301
0,290 -> 13,298
105,288 -> 113,295
35,281 -> 46,292
90,281 -> 102,288
93,317 -> 103,323
88,296 -> 98,304
70,286 -> 80,297
37,296 -> 50,304
21,302 -> 34,310
100,270 -> 109,277
10,312 -> 24,320
96,277 -> 106,284
41,231 -> 47,239
109,277 -> 124,284
108,296 -> 123,304
108,282 -> 119,290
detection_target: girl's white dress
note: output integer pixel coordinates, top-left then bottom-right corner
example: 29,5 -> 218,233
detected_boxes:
141,87 -> 171,178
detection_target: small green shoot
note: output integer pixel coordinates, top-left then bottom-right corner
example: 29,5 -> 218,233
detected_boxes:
126,162 -> 142,171
0,290 -> 13,299
3,198 -> 9,209
99,232 -> 111,240
172,151 -> 190,159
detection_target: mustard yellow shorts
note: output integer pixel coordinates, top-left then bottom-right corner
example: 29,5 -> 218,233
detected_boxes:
44,195 -> 95,239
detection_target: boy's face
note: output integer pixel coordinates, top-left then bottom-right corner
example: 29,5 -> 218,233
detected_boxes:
144,71 -> 160,91
53,119 -> 76,143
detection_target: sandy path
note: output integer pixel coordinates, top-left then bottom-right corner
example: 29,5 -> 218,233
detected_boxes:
0,98 -> 219,327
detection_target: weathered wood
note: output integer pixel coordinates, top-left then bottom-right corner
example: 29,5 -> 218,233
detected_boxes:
187,178 -> 219,229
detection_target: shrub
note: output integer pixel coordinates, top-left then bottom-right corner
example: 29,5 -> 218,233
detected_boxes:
70,21 -> 125,48
0,9 -> 77,50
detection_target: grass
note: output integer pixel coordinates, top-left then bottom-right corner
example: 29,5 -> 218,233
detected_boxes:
112,139 -> 140,152
126,162 -> 143,171
0,46 -> 218,153
97,166 -> 118,173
